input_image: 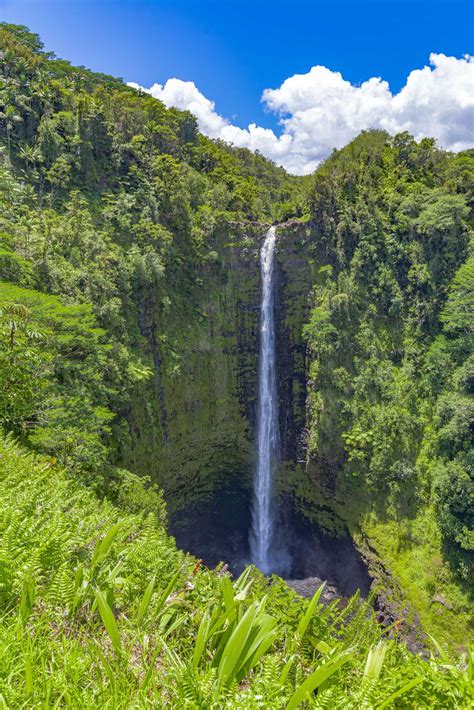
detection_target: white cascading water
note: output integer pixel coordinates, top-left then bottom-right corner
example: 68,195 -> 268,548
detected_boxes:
250,226 -> 279,573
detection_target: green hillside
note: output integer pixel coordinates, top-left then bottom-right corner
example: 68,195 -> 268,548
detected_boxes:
0,435 -> 472,708
0,22 -> 473,707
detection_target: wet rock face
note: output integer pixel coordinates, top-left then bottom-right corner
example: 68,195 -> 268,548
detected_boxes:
360,539 -> 429,655
164,220 -> 376,602
124,220 -> 316,515
274,222 -> 314,465
285,577 -> 340,603
288,534 -> 372,598
169,480 -> 252,572
280,505 -> 372,597
123,223 -> 262,511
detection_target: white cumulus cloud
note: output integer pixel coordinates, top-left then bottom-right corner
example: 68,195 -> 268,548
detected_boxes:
128,53 -> 474,175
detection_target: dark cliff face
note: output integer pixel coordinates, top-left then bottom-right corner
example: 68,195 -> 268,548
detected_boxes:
120,220 -> 315,517
128,218 -> 373,591
274,222 -> 314,465
121,223 -> 259,512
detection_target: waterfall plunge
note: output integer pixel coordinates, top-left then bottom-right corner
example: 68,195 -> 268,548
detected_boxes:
250,226 -> 279,574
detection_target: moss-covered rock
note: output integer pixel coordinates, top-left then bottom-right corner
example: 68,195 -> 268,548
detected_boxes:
118,219 -> 320,517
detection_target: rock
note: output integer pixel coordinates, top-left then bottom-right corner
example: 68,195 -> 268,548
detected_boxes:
285,576 -> 340,604
431,594 -> 454,610
357,536 -> 430,655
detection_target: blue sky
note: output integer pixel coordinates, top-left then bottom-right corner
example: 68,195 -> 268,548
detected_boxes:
2,0 -> 473,173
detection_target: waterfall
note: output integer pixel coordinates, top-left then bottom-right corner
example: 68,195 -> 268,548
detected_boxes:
250,226 -> 279,574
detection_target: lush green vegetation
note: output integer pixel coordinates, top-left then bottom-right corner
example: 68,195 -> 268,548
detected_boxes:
0,435 -> 472,708
0,22 -> 473,705
0,21 -> 300,467
0,22 -> 307,508
297,132 -> 473,647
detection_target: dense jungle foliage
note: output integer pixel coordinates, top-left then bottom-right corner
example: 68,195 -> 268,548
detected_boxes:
0,21 -> 305,499
0,22 -> 473,706
298,132 -> 473,645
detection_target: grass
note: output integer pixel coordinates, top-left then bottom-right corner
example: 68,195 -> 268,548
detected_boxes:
0,434 -> 472,708
361,509 -> 473,653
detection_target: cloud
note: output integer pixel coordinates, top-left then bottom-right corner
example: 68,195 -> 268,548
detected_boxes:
128,53 -> 474,175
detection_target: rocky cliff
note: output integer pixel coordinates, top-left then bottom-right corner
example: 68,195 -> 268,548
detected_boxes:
119,220 -> 315,519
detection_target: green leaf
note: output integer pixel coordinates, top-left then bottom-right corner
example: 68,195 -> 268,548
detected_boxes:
309,638 -> 332,655
91,521 -> 122,567
141,643 -> 163,691
24,652 -> 33,697
217,602 -> 258,690
295,583 -> 324,641
154,566 -> 182,618
286,651 -> 354,710
91,642 -> 116,693
233,565 -> 253,595
220,576 -> 236,617
280,655 -> 297,685
376,676 -> 425,709
136,575 -> 156,625
193,610 -> 211,669
364,641 -> 387,681
238,625 -> 277,681
94,587 -> 121,654
20,577 -> 35,623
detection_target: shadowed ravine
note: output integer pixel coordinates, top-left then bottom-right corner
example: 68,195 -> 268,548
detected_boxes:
169,482 -> 371,598
170,226 -> 372,599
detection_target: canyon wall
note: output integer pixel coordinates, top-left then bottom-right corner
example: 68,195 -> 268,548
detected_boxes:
119,220 -> 315,516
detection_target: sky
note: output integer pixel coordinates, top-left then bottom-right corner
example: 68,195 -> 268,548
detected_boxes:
2,0 -> 473,173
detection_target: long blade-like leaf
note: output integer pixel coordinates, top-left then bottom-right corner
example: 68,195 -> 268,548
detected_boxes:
364,641 -> 387,680
91,522 -> 122,566
280,654 -> 297,685
154,567 -> 182,618
233,565 -> 253,593
376,676 -> 424,709
193,610 -> 211,669
296,584 -> 324,641
141,642 -> 163,691
238,627 -> 278,681
95,588 -> 121,654
238,613 -> 277,677
220,576 -> 236,617
286,652 -> 353,710
217,603 -> 258,689
136,575 -> 156,625
91,641 -> 116,691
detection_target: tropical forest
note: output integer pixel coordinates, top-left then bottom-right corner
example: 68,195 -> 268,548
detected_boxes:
0,21 -> 472,708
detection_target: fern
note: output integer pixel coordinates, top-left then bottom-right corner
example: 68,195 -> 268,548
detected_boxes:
0,435 -> 471,708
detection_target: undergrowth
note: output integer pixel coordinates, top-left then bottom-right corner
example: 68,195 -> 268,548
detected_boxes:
0,435 -> 472,708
